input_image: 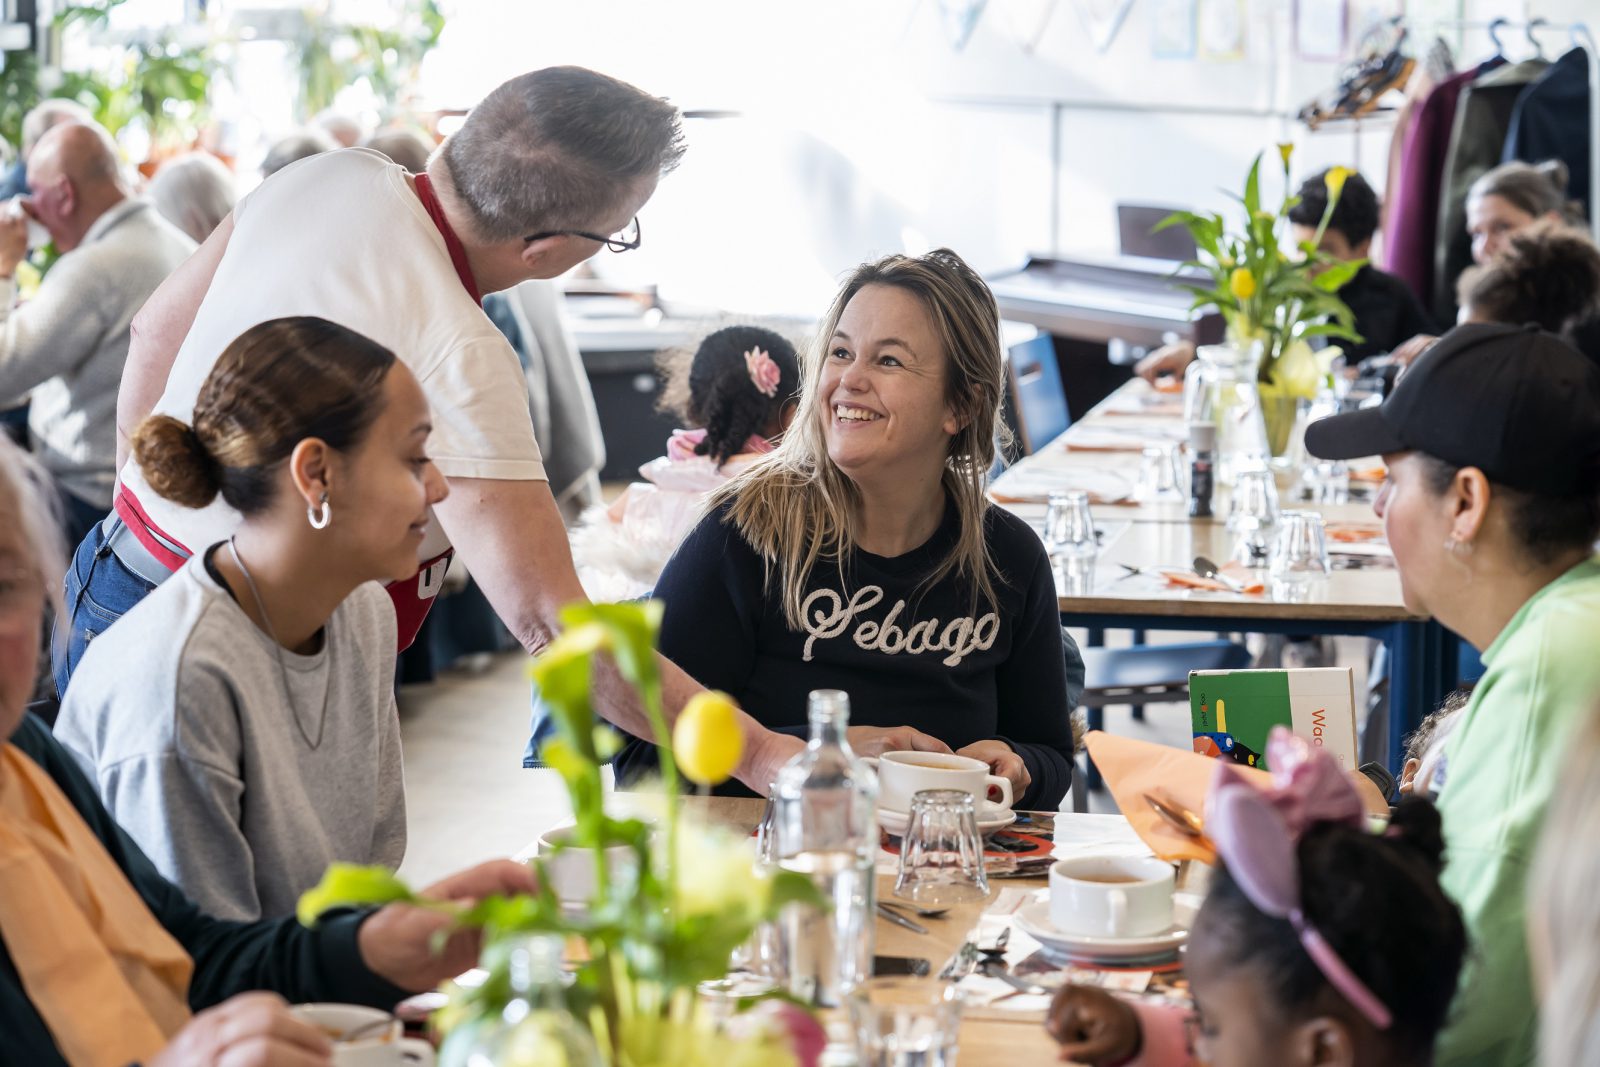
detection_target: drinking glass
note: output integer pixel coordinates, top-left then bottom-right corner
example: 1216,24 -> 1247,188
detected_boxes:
1270,510 -> 1332,602
729,793 -> 784,980
1043,491 -> 1097,562
851,978 -> 964,1067
893,789 -> 989,906
1227,467 -> 1279,562
1138,443 -> 1185,503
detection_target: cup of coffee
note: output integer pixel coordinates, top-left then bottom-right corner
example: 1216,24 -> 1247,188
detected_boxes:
536,824 -> 637,908
867,751 -> 1014,814
1048,855 -> 1175,939
290,1004 -> 434,1066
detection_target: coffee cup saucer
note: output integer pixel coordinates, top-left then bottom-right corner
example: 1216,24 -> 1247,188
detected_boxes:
1014,898 -> 1189,960
877,801 -> 1017,837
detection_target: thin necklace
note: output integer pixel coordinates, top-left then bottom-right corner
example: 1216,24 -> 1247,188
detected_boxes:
227,537 -> 328,750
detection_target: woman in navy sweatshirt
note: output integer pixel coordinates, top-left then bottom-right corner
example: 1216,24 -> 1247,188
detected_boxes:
617,249 -> 1081,810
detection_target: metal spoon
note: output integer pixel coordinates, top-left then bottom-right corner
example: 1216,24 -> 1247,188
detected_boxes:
1145,791 -> 1213,849
1193,555 -> 1246,593
977,956 -> 1047,995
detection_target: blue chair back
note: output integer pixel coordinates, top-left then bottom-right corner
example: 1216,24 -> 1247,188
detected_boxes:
1006,334 -> 1071,456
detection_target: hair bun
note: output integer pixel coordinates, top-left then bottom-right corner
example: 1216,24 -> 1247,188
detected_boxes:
131,414 -> 224,510
1536,159 -> 1572,194
1384,797 -> 1448,873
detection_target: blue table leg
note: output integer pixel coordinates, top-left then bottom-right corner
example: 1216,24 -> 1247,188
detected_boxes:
1388,617 -> 1427,777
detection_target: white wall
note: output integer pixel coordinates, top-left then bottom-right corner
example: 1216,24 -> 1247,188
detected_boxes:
420,0 -> 1591,314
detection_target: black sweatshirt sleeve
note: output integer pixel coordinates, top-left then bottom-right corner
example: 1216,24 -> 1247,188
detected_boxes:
988,521 -> 1077,810
655,506 -> 762,695
12,716 -> 409,1013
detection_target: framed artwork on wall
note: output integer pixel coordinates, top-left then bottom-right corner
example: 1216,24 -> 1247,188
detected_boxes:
1151,0 -> 1199,59
1295,0 -> 1349,61
1198,0 -> 1247,61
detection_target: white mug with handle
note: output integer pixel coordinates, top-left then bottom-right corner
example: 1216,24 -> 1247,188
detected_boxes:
864,750 -> 1014,814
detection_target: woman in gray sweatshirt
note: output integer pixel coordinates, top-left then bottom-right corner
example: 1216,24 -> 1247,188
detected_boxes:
56,315 -> 449,921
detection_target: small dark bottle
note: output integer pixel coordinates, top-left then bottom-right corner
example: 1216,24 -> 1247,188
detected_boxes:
1188,421 -> 1215,518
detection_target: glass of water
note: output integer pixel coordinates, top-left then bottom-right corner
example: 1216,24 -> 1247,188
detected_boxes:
1227,467 -> 1279,563
1270,510 -> 1332,601
893,789 -> 989,905
1138,443 -> 1185,503
1043,490 -> 1097,562
852,978 -> 964,1067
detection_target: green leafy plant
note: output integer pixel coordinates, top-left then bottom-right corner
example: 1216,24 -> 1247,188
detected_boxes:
1159,147 -> 1363,394
295,0 -> 444,119
300,600 -> 823,1067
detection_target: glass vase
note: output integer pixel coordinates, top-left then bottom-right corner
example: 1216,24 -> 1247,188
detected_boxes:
1184,341 -> 1270,483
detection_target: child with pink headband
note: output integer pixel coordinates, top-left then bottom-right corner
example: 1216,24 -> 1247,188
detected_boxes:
1047,729 -> 1466,1067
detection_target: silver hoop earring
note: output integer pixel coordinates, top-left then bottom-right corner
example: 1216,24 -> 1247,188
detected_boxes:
307,493 -> 331,531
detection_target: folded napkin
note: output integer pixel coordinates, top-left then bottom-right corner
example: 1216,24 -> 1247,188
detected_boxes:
1083,731 -> 1270,864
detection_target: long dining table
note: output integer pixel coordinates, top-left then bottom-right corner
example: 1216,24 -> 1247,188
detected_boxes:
990,378 -> 1461,770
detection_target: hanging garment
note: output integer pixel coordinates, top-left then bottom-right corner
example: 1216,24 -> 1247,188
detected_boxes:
1502,46 -> 1593,221
1380,39 -> 1455,261
1434,58 -> 1551,323
1384,61 -> 1501,306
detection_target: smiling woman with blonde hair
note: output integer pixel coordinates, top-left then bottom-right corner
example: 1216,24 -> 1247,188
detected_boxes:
615,248 -> 1080,809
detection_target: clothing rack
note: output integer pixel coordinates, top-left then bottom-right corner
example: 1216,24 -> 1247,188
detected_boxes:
1398,16 -> 1599,243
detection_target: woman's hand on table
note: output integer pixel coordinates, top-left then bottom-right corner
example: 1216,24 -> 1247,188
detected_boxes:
846,725 -> 951,759
1046,985 -> 1141,1065
148,992 -> 332,1067
957,739 -> 1031,801
358,859 -> 539,991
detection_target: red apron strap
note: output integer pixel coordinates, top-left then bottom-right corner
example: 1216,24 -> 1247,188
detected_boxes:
412,173 -> 482,304
386,548 -> 454,653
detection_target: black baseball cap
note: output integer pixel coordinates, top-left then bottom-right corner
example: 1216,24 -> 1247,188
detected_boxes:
1304,322 -> 1600,495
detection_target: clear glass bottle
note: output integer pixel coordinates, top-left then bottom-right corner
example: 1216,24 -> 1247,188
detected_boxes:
773,689 -> 878,1008
439,934 -> 602,1067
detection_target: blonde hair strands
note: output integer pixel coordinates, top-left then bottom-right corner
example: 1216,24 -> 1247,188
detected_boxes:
712,248 -> 1013,629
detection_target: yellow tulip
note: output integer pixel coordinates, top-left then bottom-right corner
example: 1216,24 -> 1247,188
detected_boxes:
673,691 -> 745,785
1277,142 -> 1294,168
1325,165 -> 1352,199
1229,266 -> 1257,301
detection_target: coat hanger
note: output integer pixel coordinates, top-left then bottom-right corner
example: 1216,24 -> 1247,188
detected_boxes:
1526,17 -> 1547,59
1487,16 -> 1508,58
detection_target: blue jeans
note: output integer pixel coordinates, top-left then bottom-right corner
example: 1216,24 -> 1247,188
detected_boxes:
52,518 -> 161,697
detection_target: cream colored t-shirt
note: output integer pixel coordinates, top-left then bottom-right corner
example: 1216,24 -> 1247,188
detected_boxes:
117,148 -> 546,559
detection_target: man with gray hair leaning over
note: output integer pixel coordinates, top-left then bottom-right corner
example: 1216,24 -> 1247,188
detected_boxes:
60,67 -> 939,792
0,120 -> 194,546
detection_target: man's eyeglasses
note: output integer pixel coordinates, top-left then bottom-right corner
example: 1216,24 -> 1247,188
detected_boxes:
524,216 -> 641,253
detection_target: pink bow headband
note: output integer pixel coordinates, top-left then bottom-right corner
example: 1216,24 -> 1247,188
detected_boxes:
1205,727 -> 1393,1030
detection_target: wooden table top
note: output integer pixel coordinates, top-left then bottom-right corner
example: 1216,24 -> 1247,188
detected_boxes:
689,796 -> 1062,1066
991,380 -> 1420,623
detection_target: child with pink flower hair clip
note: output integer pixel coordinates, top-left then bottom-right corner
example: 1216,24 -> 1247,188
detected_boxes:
571,325 -> 799,600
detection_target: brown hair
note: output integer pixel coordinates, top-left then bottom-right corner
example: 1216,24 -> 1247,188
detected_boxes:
1458,220 -> 1600,334
1469,160 -> 1586,226
133,317 -> 397,515
714,248 -> 1010,627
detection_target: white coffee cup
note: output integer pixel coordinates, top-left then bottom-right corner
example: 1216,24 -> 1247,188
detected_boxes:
866,751 -> 1014,814
1048,855 -> 1175,939
536,824 -> 637,907
290,1004 -> 434,1066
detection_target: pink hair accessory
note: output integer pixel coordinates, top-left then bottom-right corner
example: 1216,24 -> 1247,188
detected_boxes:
1205,727 -> 1393,1031
745,347 -> 782,398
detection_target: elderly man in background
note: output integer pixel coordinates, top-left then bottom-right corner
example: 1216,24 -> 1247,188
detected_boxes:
0,98 -> 93,200
147,152 -> 237,244
59,66 -> 878,794
0,121 -> 194,545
